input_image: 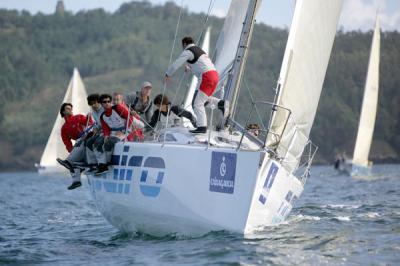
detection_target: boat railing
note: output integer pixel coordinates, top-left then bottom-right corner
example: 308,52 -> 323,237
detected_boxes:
293,140 -> 318,185
236,100 -> 291,153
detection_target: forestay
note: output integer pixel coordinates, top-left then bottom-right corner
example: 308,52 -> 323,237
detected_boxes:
352,17 -> 380,167
267,0 -> 343,173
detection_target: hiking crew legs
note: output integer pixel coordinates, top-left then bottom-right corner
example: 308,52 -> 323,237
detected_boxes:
93,136 -> 121,164
66,141 -> 85,163
192,90 -> 221,127
85,132 -> 102,165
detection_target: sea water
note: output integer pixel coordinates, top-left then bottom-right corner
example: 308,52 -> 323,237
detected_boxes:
0,165 -> 399,265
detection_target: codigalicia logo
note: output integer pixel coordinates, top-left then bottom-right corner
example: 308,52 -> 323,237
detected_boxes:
209,152 -> 237,194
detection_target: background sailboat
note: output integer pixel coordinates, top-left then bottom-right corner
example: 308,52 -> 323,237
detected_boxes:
340,16 -> 380,176
36,68 -> 89,175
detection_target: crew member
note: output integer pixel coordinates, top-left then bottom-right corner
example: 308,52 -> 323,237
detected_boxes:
93,94 -> 144,175
147,94 -> 197,130
57,103 -> 93,190
165,36 -> 228,134
126,81 -> 153,123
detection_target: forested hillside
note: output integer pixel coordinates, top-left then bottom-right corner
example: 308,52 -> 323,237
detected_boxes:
0,1 -> 399,170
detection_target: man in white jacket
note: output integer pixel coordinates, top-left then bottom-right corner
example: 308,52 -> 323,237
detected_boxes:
165,36 -> 228,133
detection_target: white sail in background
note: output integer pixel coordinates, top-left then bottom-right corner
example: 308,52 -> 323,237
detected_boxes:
352,17 -> 380,167
182,27 -> 211,123
38,68 -> 89,174
70,68 -> 89,116
213,0 -> 251,83
268,0 -> 343,172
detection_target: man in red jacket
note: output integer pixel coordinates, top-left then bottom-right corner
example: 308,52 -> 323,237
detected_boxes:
57,103 -> 93,190
93,94 -> 144,175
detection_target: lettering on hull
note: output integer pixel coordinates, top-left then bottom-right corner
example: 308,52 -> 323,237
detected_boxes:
90,145 -> 166,198
209,152 -> 237,194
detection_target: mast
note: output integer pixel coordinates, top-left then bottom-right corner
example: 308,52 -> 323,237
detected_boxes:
223,0 -> 261,119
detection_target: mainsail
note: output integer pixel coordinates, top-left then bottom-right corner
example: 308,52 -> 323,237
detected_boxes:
267,0 -> 343,173
352,17 -> 380,167
213,0 -> 252,91
39,68 -> 89,173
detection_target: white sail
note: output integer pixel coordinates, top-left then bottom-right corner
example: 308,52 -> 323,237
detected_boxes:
352,17 -> 380,167
70,68 -> 89,116
267,0 -> 343,173
38,68 -> 89,174
182,27 -> 211,123
213,0 -> 251,83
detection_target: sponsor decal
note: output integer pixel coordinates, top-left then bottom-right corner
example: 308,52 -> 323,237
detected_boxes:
139,157 -> 165,197
209,152 -> 237,194
277,190 -> 298,218
90,145 -> 166,198
259,162 -> 279,204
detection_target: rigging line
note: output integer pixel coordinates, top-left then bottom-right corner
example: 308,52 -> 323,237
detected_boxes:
162,71 -> 187,146
196,0 -> 216,42
157,0 -> 185,134
243,79 -> 267,130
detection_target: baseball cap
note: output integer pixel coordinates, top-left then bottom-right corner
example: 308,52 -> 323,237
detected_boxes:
142,81 -> 152,88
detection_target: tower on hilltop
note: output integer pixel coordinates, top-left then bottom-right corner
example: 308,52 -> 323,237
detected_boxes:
55,1 -> 65,14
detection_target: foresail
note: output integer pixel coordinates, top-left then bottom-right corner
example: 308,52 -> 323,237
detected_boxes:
352,17 -> 380,167
267,0 -> 343,173
213,0 -> 251,91
183,27 -> 211,120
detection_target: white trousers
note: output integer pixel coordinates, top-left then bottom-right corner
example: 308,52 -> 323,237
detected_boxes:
193,90 -> 220,127
66,142 -> 85,182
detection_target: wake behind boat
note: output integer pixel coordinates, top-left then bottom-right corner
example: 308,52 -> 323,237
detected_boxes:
86,0 -> 343,236
36,68 -> 89,175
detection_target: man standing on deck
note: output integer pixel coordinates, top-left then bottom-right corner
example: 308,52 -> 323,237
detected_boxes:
165,36 -> 229,134
57,103 -> 93,190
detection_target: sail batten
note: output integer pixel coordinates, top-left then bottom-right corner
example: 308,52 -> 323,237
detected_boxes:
267,0 -> 343,173
352,17 -> 380,167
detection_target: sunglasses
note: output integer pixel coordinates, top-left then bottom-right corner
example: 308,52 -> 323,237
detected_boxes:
102,100 -> 111,104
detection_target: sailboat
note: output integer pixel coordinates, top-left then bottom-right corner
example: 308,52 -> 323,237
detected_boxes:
339,16 -> 380,176
35,68 -> 89,175
86,0 -> 343,236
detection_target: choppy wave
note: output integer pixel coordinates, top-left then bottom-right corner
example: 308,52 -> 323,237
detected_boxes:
0,165 -> 399,265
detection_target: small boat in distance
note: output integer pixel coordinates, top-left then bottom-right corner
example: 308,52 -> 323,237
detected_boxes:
337,16 -> 380,177
35,68 -> 89,175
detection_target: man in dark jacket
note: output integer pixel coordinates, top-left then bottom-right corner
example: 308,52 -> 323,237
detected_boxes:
126,81 -> 153,123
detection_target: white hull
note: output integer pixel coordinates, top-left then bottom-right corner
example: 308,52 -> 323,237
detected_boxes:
86,141 -> 304,236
